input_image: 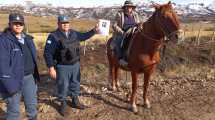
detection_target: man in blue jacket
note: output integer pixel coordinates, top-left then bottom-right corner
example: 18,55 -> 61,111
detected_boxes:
44,15 -> 99,116
0,13 -> 40,120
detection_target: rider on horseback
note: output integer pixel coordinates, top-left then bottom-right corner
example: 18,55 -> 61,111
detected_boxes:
112,0 -> 140,66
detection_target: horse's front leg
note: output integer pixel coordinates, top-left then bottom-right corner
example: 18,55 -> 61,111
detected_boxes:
129,71 -> 138,113
143,72 -> 152,109
108,64 -> 116,91
109,62 -> 121,92
114,67 -> 121,91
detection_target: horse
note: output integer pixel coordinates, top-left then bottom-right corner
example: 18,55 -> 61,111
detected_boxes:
106,2 -> 181,113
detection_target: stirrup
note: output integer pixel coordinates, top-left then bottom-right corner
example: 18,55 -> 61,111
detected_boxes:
119,59 -> 128,67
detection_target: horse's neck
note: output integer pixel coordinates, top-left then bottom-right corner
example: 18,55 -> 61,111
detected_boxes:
131,15 -> 164,55
143,14 -> 164,40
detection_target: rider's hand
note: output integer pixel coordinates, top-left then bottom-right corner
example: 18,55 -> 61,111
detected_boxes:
124,28 -> 132,37
137,23 -> 143,30
49,67 -> 57,80
120,30 -> 124,35
94,24 -> 100,34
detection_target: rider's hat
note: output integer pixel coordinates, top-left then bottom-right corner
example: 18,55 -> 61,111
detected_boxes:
122,0 -> 136,9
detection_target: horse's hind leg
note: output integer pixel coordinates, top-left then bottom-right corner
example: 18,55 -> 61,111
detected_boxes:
129,71 -> 138,113
108,63 -> 118,91
108,64 -> 114,90
114,67 -> 121,91
143,72 -> 152,109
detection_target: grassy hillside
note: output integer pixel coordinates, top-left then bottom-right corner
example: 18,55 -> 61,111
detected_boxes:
0,13 -> 214,48
0,13 -> 98,33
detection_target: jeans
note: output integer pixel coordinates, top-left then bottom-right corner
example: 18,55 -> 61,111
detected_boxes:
114,35 -> 124,59
5,74 -> 37,120
56,62 -> 80,102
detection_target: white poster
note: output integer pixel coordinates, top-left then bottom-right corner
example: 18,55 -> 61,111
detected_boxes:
98,19 -> 110,36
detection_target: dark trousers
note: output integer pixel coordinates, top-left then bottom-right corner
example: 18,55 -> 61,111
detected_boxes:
4,74 -> 37,120
114,35 -> 124,59
56,62 -> 80,102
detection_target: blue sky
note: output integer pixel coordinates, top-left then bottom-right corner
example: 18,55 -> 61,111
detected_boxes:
0,0 -> 213,7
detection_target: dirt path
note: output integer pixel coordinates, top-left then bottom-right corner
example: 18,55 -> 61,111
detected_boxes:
1,43 -> 215,120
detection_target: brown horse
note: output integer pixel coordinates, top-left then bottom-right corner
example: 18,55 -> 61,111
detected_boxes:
107,2 -> 181,113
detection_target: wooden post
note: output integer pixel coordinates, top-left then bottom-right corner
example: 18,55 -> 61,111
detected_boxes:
125,71 -> 128,88
83,41 -> 87,56
209,31 -> 215,49
191,23 -> 194,33
183,30 -> 186,42
196,24 -> 202,46
105,35 -> 108,42
211,31 -> 215,42
183,26 -> 186,42
26,23 -> 29,33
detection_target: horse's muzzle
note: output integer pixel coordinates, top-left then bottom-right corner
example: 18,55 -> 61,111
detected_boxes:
169,29 -> 183,44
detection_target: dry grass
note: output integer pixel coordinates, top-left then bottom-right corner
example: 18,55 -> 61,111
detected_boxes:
183,31 -> 214,38
182,22 -> 215,31
0,13 -> 215,46
0,13 -> 98,33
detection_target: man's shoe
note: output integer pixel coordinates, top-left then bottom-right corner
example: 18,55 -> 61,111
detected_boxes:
119,59 -> 128,67
71,96 -> 86,110
59,101 -> 69,116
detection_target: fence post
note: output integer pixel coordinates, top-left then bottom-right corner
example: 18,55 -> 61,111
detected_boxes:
83,41 -> 87,56
182,26 -> 186,42
196,24 -> 202,46
211,31 -> 215,42
191,23 -> 194,32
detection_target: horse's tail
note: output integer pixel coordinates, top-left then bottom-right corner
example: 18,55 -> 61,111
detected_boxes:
106,37 -> 114,59
106,37 -> 112,51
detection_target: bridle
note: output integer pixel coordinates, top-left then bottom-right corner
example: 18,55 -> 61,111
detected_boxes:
154,10 -> 179,40
138,9 -> 179,42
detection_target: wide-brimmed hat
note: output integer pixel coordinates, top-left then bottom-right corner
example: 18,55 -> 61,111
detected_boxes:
122,0 -> 136,9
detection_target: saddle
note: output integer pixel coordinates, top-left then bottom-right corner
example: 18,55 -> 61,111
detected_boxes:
111,27 -> 138,61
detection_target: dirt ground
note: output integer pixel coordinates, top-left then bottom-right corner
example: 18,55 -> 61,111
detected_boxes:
1,41 -> 215,120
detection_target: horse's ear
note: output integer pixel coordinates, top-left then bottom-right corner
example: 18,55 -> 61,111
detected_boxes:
168,1 -> 171,5
150,2 -> 160,10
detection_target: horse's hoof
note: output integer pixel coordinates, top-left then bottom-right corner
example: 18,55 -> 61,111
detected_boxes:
107,86 -> 117,91
107,87 -> 113,91
144,99 -> 151,109
112,87 -> 117,91
129,104 -> 138,114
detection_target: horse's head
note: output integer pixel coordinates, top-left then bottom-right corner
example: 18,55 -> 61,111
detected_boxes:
152,1 -> 181,43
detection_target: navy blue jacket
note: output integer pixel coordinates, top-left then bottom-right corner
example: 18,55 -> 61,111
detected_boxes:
0,30 -> 40,95
44,28 -> 95,68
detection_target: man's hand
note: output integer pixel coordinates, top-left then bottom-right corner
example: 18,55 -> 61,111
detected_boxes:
94,24 -> 100,33
49,67 -> 57,80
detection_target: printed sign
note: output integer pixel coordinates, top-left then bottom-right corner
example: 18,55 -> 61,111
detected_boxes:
98,19 -> 110,36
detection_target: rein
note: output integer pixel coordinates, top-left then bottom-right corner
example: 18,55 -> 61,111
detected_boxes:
155,12 -> 179,40
138,22 -> 165,44
127,8 -> 179,68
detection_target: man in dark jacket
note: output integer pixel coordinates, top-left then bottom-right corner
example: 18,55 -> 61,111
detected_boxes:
0,13 -> 40,120
44,15 -> 99,116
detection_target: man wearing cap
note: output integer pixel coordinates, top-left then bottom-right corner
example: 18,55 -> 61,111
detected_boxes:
112,0 -> 140,66
0,13 -> 40,120
44,15 -> 99,116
